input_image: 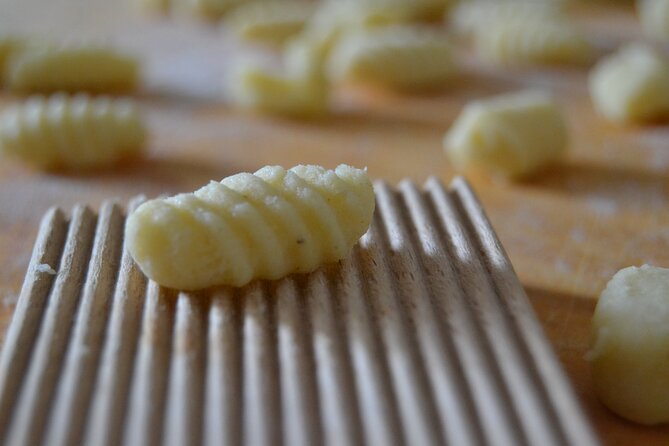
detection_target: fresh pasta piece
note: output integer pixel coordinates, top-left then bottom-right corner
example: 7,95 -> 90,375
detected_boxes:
474,17 -> 591,66
326,0 -> 454,21
126,164 -> 375,290
6,43 -> 139,93
638,0 -> 669,38
230,61 -> 328,116
444,90 -> 567,178
588,265 -> 669,425
225,1 -> 316,46
0,94 -> 146,170
327,26 -> 456,89
449,1 -> 562,36
589,44 -> 669,123
175,0 -> 247,18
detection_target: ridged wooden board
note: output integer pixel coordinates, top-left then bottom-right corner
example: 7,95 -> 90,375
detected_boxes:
0,179 -> 599,446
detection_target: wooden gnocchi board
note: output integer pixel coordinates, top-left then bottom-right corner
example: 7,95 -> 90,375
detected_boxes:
0,1 -> 668,444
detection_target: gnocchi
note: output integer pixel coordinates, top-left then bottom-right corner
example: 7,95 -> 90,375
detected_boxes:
176,0 -> 246,18
444,90 -> 567,178
230,61 -> 328,116
225,1 -> 316,46
638,0 -> 669,39
474,17 -> 591,66
589,43 -> 669,123
125,164 -> 375,290
589,265 -> 669,425
6,43 -> 139,93
0,94 -> 146,170
329,0 -> 454,21
327,26 -> 456,89
449,1 -> 562,36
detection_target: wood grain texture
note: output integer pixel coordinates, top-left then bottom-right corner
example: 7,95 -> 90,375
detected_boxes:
0,1 -> 668,444
0,181 -> 599,445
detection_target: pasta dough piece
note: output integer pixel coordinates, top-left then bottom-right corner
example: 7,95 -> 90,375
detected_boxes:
225,1 -> 316,45
6,43 -> 139,93
638,0 -> 669,38
589,265 -> 669,425
230,61 -> 328,116
449,1 -> 562,36
327,0 -> 454,21
126,164 -> 375,290
444,90 -> 567,178
327,26 -> 456,89
175,0 -> 247,18
474,17 -> 591,66
589,44 -> 669,123
0,94 -> 146,170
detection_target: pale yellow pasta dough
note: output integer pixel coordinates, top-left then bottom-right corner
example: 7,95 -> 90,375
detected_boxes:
7,43 -> 139,93
175,0 -> 246,18
225,1 -> 316,46
474,17 -> 591,66
589,43 -> 669,123
329,0 -> 454,21
444,91 -> 567,178
126,164 -> 375,290
449,1 -> 562,36
230,61 -> 328,116
589,265 -> 669,425
327,26 -> 456,89
638,0 -> 669,38
0,94 -> 146,170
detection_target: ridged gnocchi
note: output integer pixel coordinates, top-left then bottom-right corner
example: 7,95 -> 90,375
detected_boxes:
589,265 -> 669,425
230,61 -> 328,116
328,0 -> 454,21
474,17 -> 591,66
589,44 -> 669,123
327,26 -> 456,89
444,90 -> 567,178
6,43 -> 139,93
126,164 -> 375,290
176,0 -> 247,18
225,1 -> 316,46
449,1 -> 562,36
0,94 -> 146,170
638,0 -> 669,38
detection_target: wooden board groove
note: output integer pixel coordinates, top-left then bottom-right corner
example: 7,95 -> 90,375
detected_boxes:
0,178 -> 599,446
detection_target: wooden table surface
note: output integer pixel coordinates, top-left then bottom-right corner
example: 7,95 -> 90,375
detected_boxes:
1,1 -> 669,444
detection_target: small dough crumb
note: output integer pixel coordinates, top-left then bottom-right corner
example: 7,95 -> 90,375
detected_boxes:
589,43 -> 669,123
36,263 -> 57,275
444,90 -> 567,178
589,265 -> 669,425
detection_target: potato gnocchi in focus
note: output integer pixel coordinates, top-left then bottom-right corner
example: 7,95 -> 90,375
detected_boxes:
589,43 -> 669,123
0,94 -> 146,170
327,26 -> 456,89
6,43 -> 139,93
125,164 -> 375,290
444,90 -> 567,178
